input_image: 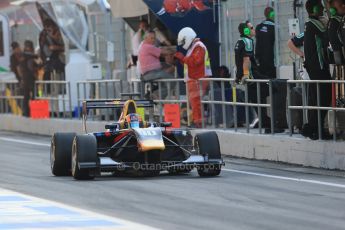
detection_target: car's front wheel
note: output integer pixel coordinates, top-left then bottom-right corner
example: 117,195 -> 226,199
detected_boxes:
194,131 -> 222,177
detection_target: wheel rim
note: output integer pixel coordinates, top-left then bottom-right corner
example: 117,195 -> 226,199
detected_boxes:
50,139 -> 55,170
71,140 -> 77,176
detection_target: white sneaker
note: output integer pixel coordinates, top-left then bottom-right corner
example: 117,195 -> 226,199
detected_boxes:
249,118 -> 259,129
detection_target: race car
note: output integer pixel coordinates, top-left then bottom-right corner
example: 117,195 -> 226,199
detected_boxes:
50,98 -> 224,180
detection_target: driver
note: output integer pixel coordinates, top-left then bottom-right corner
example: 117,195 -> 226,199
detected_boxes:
125,113 -> 142,129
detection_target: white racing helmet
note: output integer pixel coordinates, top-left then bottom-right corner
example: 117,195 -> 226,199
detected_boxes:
177,27 -> 197,50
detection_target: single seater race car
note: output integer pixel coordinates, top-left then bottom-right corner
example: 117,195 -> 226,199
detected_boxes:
50,98 -> 224,180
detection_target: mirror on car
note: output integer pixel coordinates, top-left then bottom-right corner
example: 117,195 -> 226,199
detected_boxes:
160,122 -> 172,127
105,123 -> 119,130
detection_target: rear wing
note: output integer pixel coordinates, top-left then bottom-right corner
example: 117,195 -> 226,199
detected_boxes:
82,99 -> 154,114
82,99 -> 154,133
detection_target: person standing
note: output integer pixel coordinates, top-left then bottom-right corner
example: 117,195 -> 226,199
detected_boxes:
255,7 -> 276,78
21,40 -> 38,117
327,0 -> 345,64
39,19 -> 65,82
130,19 -> 150,67
338,0 -> 345,48
235,20 -> 278,131
10,42 -> 24,92
303,0 -> 332,139
174,27 -> 211,128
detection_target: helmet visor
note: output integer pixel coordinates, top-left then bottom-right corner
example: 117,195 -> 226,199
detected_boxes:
130,121 -> 140,129
178,37 -> 185,47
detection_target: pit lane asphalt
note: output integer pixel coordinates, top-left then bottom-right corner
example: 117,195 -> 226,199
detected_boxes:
0,131 -> 345,230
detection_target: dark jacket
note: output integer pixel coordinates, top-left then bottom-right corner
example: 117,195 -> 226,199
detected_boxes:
304,17 -> 330,79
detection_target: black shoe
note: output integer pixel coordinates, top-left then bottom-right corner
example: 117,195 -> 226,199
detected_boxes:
301,123 -> 312,138
309,131 -> 333,140
309,132 -> 319,140
321,132 -> 333,140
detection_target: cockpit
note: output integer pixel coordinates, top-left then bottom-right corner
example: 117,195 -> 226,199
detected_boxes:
125,113 -> 142,129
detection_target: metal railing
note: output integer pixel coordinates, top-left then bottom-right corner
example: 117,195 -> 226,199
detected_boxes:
150,78 -> 190,124
199,78 -> 274,134
76,79 -> 143,120
287,80 -> 345,141
0,80 -> 24,115
2,77 -> 345,141
35,80 -> 72,118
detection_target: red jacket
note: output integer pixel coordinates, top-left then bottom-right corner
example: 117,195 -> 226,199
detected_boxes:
182,40 -> 211,79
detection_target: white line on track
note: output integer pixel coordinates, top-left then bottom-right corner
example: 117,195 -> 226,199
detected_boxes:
223,168 -> 345,189
0,188 -> 158,230
1,137 -> 345,189
0,137 -> 50,147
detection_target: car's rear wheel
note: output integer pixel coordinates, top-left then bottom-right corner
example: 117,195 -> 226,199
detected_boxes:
194,132 -> 222,177
50,132 -> 76,176
71,135 -> 97,180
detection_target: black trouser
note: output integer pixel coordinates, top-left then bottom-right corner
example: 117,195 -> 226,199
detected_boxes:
307,72 -> 332,132
23,81 -> 35,117
247,81 -> 270,126
258,64 -> 276,79
245,70 -> 271,125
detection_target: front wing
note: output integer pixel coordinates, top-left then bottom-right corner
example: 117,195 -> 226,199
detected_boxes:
79,155 -> 224,172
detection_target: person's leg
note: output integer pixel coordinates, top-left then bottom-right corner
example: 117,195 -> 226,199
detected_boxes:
212,84 -> 222,126
320,80 -> 332,132
22,85 -> 30,117
305,83 -> 318,136
29,81 -> 35,100
187,80 -> 202,127
247,81 -> 271,128
246,83 -> 258,126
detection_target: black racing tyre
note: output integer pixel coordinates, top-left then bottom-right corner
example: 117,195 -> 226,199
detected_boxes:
50,132 -> 76,176
194,131 -> 221,158
194,132 -> 222,177
71,134 -> 97,180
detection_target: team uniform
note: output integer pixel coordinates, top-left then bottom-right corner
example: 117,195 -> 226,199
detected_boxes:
303,16 -> 332,137
255,19 -> 276,78
235,35 -> 270,126
340,15 -> 345,56
180,38 -> 211,127
328,15 -> 344,64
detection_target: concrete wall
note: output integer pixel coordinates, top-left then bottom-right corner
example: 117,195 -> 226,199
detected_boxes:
1,114 -> 345,170
0,114 -> 107,136
211,130 -> 345,170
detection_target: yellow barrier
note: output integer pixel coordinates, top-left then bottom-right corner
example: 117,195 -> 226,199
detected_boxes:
5,88 -> 22,116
